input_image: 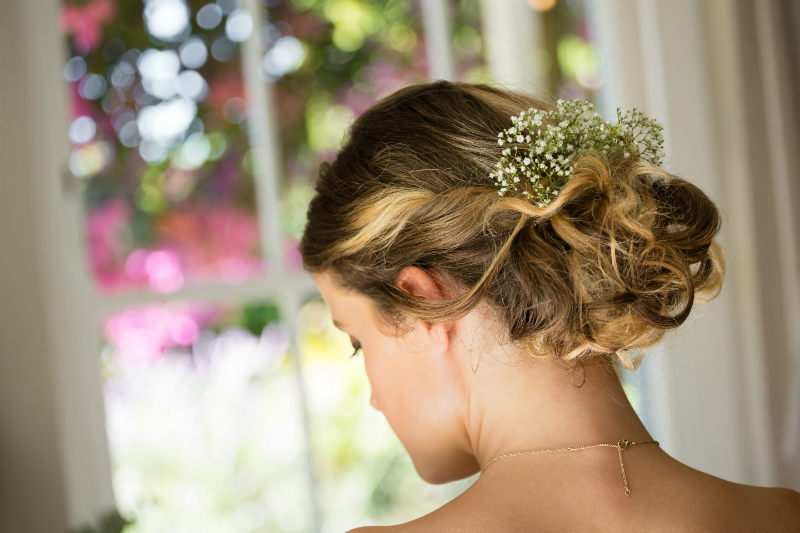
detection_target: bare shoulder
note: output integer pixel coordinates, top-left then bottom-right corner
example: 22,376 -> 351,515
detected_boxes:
346,475 -> 800,532
735,484 -> 800,531
344,487 -> 482,533
662,458 -> 800,531
347,523 -> 428,533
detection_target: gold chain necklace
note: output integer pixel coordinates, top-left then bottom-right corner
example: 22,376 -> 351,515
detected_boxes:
479,438 -> 660,496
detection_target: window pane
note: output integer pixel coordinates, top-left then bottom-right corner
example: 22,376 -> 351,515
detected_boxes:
452,0 -> 489,82
250,1 -> 428,270
101,300 -> 313,531
537,0 -> 602,100
297,298 -> 471,528
61,0 -> 266,293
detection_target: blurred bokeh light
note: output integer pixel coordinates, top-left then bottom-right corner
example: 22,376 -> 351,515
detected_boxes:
62,0 -> 264,293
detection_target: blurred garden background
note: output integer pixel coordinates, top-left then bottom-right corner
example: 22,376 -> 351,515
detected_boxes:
60,0 -> 599,532
58,0 -> 604,530
3,0 -> 798,532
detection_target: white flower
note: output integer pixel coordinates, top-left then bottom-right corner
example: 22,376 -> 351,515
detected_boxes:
492,100 -> 664,203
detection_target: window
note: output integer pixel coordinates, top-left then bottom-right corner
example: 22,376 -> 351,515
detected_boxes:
60,0 -> 630,529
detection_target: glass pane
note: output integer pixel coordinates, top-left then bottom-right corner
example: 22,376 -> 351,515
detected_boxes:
101,300 -> 313,531
297,298 -> 471,529
246,0 -> 428,271
452,0 -> 490,82
61,0 -> 265,293
536,0 -> 602,100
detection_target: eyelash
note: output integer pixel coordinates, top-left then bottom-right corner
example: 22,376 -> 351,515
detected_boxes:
350,339 -> 362,358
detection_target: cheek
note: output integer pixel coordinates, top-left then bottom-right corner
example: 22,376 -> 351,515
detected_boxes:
362,358 -> 381,408
361,341 -> 404,410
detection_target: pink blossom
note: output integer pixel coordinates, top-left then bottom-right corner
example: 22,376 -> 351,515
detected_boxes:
104,304 -> 206,365
69,83 -> 94,119
90,203 -> 265,290
284,237 -> 303,271
87,199 -> 131,290
144,249 -> 184,293
60,0 -> 118,54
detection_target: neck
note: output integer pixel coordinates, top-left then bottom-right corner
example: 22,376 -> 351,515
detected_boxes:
462,347 -> 656,470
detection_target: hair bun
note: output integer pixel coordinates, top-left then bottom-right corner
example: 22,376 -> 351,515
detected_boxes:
505,153 -> 724,369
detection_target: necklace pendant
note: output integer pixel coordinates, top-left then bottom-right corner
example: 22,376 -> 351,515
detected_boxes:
618,439 -> 631,450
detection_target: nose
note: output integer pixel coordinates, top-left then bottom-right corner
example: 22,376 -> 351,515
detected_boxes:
370,392 -> 379,410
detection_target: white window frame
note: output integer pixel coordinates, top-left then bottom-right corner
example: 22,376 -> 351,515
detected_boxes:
29,0 -> 459,529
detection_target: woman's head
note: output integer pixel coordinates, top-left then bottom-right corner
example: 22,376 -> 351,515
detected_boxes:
312,267 -> 482,483
300,80 -> 724,371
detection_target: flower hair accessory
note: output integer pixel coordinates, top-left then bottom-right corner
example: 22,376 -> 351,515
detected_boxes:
490,99 -> 665,207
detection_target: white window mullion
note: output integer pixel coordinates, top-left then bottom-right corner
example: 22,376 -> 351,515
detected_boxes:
478,0 -> 545,92
241,0 -> 285,277
281,290 -> 323,532
95,272 -> 317,316
420,0 -> 455,80
241,1 -> 322,530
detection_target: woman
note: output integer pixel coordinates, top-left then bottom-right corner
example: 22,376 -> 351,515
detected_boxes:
299,81 -> 800,531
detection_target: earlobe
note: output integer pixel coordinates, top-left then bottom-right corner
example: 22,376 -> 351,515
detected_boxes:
428,322 -> 450,352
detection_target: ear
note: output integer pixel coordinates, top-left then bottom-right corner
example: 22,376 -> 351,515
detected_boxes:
396,266 -> 454,350
396,266 -> 446,300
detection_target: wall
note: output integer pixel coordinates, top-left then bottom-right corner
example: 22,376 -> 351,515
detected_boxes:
0,1 -> 115,531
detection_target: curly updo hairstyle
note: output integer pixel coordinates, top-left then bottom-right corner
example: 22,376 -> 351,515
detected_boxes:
299,81 -> 724,370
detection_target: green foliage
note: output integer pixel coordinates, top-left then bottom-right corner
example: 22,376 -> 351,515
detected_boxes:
240,301 -> 281,336
67,509 -> 133,533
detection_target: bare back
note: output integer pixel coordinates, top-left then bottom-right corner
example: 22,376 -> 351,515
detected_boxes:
350,450 -> 800,532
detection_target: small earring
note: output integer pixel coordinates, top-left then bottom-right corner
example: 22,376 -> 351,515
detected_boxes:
471,350 -> 482,374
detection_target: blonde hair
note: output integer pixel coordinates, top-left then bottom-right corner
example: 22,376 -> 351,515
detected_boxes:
300,81 -> 724,370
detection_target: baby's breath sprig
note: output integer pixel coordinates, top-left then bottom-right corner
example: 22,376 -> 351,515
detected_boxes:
489,99 -> 665,207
